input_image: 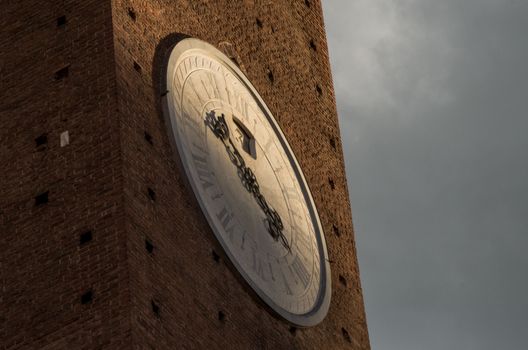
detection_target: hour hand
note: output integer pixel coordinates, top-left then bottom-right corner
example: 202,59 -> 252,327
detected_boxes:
205,111 -> 229,140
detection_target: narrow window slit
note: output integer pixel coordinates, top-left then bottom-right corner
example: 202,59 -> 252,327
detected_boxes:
144,131 -> 153,145
342,327 -> 352,343
212,250 -> 220,263
35,134 -> 47,147
54,66 -> 69,80
81,290 -> 93,304
218,310 -> 226,322
147,187 -> 156,201
145,239 -> 154,254
35,191 -> 49,206
309,39 -> 317,51
57,15 -> 67,27
316,84 -> 323,96
339,275 -> 348,287
332,224 -> 341,237
127,7 -> 137,21
256,18 -> 263,28
267,69 -> 274,84
133,61 -> 142,73
151,300 -> 160,317
289,326 -> 297,335
329,137 -> 337,149
80,231 -> 93,245
329,178 -> 335,190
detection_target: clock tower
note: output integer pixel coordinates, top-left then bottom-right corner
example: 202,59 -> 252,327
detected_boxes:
1,1 -> 370,349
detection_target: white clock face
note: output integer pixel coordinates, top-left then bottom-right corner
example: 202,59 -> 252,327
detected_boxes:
163,38 -> 331,326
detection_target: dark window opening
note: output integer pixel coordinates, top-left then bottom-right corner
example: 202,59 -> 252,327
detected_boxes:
305,0 -> 311,8
145,239 -> 154,254
329,178 -> 335,190
333,224 -> 341,237
147,187 -> 156,201
35,191 -> 49,206
339,275 -> 347,287
329,137 -> 337,150
267,69 -> 274,84
218,311 -> 226,322
212,250 -> 220,263
289,326 -> 297,335
256,18 -> 263,28
127,7 -> 137,21
342,327 -> 352,343
151,300 -> 160,317
80,231 -> 93,245
57,15 -> 67,27
81,290 -> 93,304
133,61 -> 142,73
316,84 -> 323,96
144,131 -> 153,145
54,66 -> 69,80
309,39 -> 317,51
35,134 -> 47,147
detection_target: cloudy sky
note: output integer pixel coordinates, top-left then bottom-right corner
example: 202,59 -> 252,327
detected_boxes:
322,1 -> 528,349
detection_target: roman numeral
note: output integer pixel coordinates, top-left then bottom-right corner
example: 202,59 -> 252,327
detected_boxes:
206,73 -> 221,100
191,152 -> 214,190
189,80 -> 206,105
295,227 -> 313,252
255,257 -> 267,281
216,206 -> 234,229
290,255 -> 310,289
279,268 -> 294,296
181,113 -> 201,136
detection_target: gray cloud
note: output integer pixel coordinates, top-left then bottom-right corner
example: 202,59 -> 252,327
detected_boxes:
322,1 -> 528,349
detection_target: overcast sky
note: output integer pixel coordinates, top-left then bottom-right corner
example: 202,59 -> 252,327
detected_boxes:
322,1 -> 528,349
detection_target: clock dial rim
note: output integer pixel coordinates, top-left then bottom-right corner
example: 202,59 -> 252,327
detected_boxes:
163,37 -> 331,327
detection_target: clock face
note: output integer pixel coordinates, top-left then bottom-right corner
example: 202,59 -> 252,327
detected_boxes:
163,38 -> 331,326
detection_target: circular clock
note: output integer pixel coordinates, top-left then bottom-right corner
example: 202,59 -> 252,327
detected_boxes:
163,38 -> 331,326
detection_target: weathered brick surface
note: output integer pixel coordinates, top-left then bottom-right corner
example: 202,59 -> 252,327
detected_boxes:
1,0 -> 369,349
1,1 -> 129,349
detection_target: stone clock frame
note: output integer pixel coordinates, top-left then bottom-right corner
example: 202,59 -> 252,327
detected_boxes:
160,37 -> 332,327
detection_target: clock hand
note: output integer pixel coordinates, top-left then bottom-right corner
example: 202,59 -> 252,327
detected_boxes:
205,110 -> 291,253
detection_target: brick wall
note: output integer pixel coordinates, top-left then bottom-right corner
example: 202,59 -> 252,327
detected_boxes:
1,1 -> 129,349
1,0 -> 369,348
111,0 -> 369,349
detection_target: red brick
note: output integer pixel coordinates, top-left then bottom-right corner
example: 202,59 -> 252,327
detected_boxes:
1,1 -> 369,349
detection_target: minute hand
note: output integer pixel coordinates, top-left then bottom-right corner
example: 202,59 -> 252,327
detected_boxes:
204,110 -> 291,252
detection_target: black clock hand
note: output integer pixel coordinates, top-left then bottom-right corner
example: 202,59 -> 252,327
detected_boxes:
205,110 -> 291,253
